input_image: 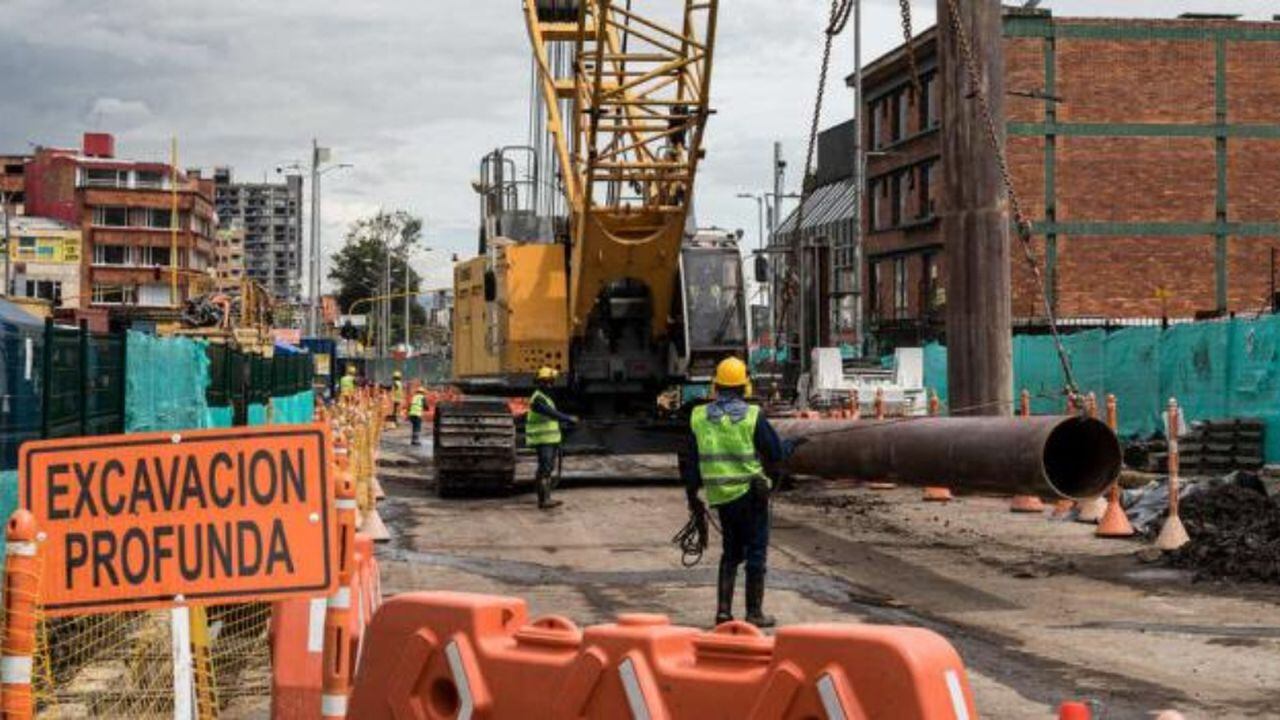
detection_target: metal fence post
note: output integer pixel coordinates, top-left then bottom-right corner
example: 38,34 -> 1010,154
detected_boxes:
39,318 -> 52,439
78,319 -> 89,436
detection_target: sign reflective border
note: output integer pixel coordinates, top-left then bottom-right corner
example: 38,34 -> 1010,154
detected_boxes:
20,424 -> 336,615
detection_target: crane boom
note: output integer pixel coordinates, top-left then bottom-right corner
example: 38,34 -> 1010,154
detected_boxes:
523,0 -> 719,339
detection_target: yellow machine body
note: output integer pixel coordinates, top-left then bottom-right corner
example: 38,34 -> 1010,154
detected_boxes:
452,242 -> 569,380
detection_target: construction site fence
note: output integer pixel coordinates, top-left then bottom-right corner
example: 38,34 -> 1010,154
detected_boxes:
7,337 -> 319,719
924,313 -> 1280,461
346,353 -> 450,386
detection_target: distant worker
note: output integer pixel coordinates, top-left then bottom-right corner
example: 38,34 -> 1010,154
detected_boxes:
339,364 -> 357,400
390,370 -> 405,426
408,387 -> 426,446
685,356 -> 800,628
526,366 -> 578,510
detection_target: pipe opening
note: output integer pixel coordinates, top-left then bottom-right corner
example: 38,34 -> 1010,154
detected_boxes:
1043,417 -> 1122,499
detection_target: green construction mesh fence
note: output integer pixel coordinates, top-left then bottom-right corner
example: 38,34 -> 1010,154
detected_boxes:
923,315 -> 1280,461
124,332 -> 212,433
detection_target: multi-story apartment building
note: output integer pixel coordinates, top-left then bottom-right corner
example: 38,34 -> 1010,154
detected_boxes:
212,167 -> 303,301
22,133 -> 217,318
215,226 -> 246,290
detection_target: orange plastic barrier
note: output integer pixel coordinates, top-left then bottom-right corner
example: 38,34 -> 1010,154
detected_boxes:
348,592 -> 978,719
270,534 -> 382,720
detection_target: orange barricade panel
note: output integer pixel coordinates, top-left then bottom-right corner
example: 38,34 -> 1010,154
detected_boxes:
270,597 -> 327,718
348,592 -> 979,720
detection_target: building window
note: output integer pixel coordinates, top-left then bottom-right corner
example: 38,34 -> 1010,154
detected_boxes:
23,280 -> 61,302
134,170 -> 165,189
92,283 -> 137,305
869,262 -> 881,318
920,73 -> 939,129
138,246 -> 172,266
917,162 -> 931,220
893,257 -> 908,319
870,100 -> 884,150
85,168 -> 127,188
890,174 -> 903,227
896,89 -> 911,141
93,206 -> 130,227
93,244 -> 131,265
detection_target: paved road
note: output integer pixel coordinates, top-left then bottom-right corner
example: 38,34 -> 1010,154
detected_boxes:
375,427 -> 1280,719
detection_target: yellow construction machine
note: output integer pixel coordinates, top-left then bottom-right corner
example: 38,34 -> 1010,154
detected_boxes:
438,0 -> 746,493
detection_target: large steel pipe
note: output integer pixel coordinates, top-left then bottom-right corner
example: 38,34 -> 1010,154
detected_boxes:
773,415 -> 1121,499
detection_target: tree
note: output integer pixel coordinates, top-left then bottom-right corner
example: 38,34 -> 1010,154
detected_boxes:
328,209 -> 428,346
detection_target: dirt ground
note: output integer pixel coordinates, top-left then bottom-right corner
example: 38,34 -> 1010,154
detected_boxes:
374,426 -> 1280,719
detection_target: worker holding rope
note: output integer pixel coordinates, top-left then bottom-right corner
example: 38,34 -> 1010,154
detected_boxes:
526,366 -> 578,510
684,357 -> 803,628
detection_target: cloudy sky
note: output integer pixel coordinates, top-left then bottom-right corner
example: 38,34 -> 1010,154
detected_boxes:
1,0 -> 1276,292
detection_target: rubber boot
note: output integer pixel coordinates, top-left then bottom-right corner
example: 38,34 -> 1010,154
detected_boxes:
537,474 -> 561,510
744,570 -> 775,628
715,558 -> 736,625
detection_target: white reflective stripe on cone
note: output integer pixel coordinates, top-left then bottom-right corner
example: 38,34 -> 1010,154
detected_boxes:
817,673 -> 847,720
336,498 -> 359,510
444,641 -> 475,720
618,658 -> 652,720
0,656 -> 32,684
307,597 -> 327,653
5,541 -> 35,557
329,587 -> 351,610
321,693 -> 348,717
945,669 -> 971,720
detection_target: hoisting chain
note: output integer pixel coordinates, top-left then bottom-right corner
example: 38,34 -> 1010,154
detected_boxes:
899,0 -> 924,101
775,0 -> 854,363
933,0 -> 1082,403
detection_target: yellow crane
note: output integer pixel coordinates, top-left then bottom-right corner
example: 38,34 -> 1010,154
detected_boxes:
442,0 -> 746,493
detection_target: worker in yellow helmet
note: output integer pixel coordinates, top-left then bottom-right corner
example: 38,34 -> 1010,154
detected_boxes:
339,364 -> 357,400
685,356 -> 802,628
390,370 -> 405,426
408,386 -> 427,446
526,366 -> 578,510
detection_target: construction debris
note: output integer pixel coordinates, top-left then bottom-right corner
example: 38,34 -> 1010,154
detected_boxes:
1165,479 -> 1280,583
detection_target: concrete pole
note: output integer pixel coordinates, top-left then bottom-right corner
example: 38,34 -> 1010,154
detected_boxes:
403,245 -> 411,351
2,191 -> 11,296
308,139 -> 320,336
939,0 -> 1013,416
851,0 -> 864,352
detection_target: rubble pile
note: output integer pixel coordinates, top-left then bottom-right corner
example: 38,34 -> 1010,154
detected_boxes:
1167,483 -> 1280,583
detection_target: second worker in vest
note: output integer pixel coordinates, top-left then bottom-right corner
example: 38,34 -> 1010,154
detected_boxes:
526,366 -> 578,510
390,371 -> 405,427
408,387 -> 427,446
686,357 -> 801,628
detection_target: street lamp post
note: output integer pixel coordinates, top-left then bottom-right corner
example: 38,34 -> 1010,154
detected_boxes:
305,140 -> 352,337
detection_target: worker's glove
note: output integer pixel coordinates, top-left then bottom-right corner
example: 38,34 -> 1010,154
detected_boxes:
687,491 -> 707,518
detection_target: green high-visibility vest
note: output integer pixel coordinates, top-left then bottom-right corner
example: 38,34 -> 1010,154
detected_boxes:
339,375 -> 355,396
526,389 -> 563,446
408,394 -> 425,418
392,380 -> 405,402
691,403 -> 767,507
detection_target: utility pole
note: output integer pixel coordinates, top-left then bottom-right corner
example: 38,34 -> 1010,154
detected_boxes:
940,0 -> 1012,416
403,244 -> 411,351
308,139 -> 321,336
850,0 -> 864,353
2,191 -> 11,296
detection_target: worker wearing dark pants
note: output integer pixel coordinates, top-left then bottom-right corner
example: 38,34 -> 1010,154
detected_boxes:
527,366 -> 577,510
408,388 -> 426,446
685,357 -> 796,628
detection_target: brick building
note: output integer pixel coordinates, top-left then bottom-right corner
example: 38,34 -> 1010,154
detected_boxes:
789,10 -> 1280,353
215,226 -> 246,289
22,133 -> 217,318
0,154 -> 28,211
212,167 -> 303,301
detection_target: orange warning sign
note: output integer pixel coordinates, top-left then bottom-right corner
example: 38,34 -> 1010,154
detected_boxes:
19,424 -> 337,615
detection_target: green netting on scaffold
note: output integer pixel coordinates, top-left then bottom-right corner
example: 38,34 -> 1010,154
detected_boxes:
125,332 -> 212,433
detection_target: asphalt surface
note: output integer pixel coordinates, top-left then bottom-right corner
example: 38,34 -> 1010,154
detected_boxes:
375,426 -> 1280,719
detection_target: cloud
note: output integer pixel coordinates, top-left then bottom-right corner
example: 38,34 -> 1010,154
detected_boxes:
1,0 -> 1275,295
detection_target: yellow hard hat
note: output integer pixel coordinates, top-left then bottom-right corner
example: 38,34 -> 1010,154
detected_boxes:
713,357 -> 749,387
536,366 -> 558,381
346,364 -> 356,375
393,370 -> 402,379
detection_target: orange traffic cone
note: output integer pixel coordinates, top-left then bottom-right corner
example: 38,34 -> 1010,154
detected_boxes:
1096,394 -> 1135,537
1058,700 -> 1092,720
922,486 -> 953,502
1155,398 -> 1190,551
1010,495 -> 1045,513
